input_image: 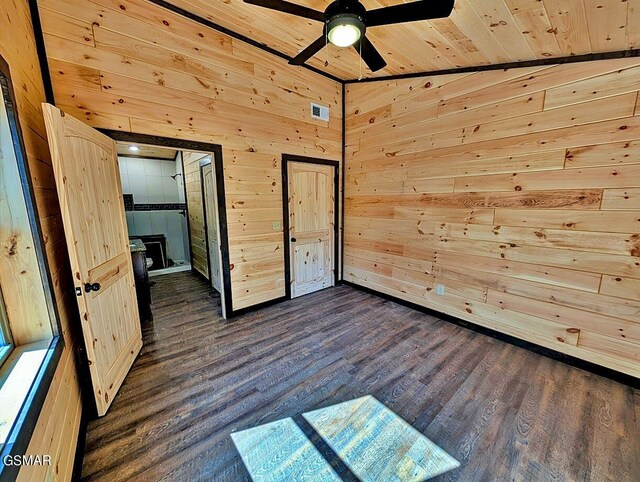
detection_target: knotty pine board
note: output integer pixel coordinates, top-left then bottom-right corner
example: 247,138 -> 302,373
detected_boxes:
38,0 -> 342,311
345,58 -> 640,378
1,1 -> 82,480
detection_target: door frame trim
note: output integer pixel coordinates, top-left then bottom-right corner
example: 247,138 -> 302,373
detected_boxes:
282,154 -> 340,300
99,130 -> 233,317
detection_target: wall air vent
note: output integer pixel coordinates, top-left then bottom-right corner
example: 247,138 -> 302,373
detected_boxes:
310,103 -> 329,122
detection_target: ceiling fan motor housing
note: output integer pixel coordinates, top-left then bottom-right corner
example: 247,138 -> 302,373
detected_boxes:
325,0 -> 367,47
324,0 -> 367,18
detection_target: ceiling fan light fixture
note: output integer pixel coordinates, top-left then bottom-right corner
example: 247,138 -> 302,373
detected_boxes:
327,14 -> 364,48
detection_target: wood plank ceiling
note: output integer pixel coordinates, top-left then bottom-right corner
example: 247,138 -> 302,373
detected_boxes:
115,142 -> 178,160
167,0 -> 640,80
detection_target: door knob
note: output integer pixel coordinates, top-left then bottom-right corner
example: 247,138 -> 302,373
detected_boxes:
84,282 -> 101,293
291,237 -> 297,242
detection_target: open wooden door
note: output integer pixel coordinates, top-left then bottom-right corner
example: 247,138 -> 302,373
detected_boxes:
202,159 -> 226,318
287,160 -> 336,298
203,164 -> 221,292
42,104 -> 142,416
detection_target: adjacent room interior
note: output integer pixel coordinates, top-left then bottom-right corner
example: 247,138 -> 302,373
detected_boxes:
115,140 -> 229,318
116,143 -> 192,276
0,0 -> 639,480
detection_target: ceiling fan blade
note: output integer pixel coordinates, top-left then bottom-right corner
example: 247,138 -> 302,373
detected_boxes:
354,36 -> 387,72
366,0 -> 455,27
242,0 -> 325,22
290,35 -> 326,65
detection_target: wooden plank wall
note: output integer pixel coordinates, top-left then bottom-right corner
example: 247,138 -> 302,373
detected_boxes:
345,58 -> 640,378
0,1 -> 82,480
37,0 -> 342,311
183,151 -> 209,279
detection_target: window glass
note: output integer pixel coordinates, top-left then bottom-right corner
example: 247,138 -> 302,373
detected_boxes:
0,78 -> 17,370
0,61 -> 59,456
0,288 -> 11,367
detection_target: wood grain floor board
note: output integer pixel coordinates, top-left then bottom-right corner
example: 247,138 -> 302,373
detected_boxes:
81,272 -> 640,481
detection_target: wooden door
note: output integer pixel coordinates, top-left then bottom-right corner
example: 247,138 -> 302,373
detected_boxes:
288,161 -> 335,298
42,104 -> 142,416
202,162 -> 222,294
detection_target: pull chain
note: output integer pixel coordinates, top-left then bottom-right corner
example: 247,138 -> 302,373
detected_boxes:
358,40 -> 363,81
325,28 -> 329,67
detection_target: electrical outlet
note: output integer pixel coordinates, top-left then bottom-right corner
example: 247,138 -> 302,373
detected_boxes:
435,284 -> 445,296
272,221 -> 281,231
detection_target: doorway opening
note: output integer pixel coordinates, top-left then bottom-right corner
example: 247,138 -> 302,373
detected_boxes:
282,155 -> 340,299
116,143 -> 190,276
109,132 -> 232,319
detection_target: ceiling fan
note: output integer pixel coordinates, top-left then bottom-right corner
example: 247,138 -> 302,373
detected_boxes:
242,0 -> 456,72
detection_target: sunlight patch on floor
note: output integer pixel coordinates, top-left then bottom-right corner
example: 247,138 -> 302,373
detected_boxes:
231,395 -> 459,481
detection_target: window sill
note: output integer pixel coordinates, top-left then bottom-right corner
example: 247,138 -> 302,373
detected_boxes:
0,336 -> 63,480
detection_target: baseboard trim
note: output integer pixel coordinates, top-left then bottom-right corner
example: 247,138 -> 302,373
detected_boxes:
342,280 -> 639,389
71,410 -> 88,481
229,296 -> 289,318
71,340 -> 97,481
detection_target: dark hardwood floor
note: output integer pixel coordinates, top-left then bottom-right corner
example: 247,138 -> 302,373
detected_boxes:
81,271 -> 640,481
